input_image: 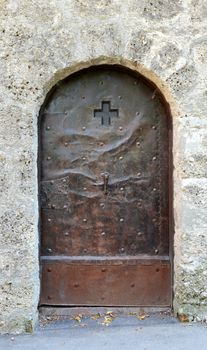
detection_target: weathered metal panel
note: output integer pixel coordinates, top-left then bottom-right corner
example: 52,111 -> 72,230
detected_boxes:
40,258 -> 171,306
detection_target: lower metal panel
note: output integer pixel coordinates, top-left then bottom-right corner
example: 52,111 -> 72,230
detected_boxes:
40,258 -> 171,306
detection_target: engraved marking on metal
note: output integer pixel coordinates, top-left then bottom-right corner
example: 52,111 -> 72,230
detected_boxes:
94,101 -> 118,126
101,172 -> 109,195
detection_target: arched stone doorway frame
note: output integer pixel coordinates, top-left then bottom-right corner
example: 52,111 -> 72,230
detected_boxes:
38,57 -> 176,310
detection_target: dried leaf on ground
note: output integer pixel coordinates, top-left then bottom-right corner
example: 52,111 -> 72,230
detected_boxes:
91,313 -> 101,320
101,316 -> 114,326
73,314 -> 83,323
137,313 -> 149,320
105,311 -> 116,319
178,314 -> 189,323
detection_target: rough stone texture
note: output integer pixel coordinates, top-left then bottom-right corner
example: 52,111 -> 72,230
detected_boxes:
0,0 -> 206,333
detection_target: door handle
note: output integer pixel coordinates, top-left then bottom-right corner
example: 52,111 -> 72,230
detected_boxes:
101,172 -> 109,195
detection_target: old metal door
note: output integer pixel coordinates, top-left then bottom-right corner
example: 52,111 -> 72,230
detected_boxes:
39,66 -> 172,307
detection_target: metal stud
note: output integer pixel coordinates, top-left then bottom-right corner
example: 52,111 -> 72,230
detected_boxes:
83,218 -> 87,222
120,187 -> 124,191
82,157 -> 86,161
63,205 -> 67,209
51,204 -> 56,209
48,218 -> 51,222
64,142 -> 68,146
136,142 -> 140,146
99,142 -> 104,146
119,96 -> 122,99
100,203 -> 105,208
50,180 -> 54,185
102,268 -> 106,272
47,248 -> 52,253
82,126 -> 86,131
63,178 -> 66,183
47,156 -> 51,161
83,187 -> 87,191
101,232 -> 106,236
153,188 -> 157,191
119,126 -> 123,131
136,111 -> 140,116
137,172 -> 141,177
137,231 -> 143,236
64,232 -> 69,236
152,156 -> 157,161
46,126 -> 50,130
119,156 -> 123,160
47,268 -> 52,272
120,218 -> 124,222
155,249 -> 159,254
120,247 -> 125,252
152,125 -> 156,130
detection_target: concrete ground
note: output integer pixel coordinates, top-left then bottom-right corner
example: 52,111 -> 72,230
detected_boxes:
0,312 -> 206,350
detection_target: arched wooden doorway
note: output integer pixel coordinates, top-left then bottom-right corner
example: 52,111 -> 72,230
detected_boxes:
39,65 -> 173,307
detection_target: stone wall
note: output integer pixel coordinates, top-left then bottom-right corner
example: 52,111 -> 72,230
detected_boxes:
0,0 -> 206,333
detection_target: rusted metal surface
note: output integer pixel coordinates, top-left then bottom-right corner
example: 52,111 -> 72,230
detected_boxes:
39,66 -> 172,306
40,257 -> 171,306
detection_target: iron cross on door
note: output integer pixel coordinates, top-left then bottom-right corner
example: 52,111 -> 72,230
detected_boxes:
94,101 -> 119,126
